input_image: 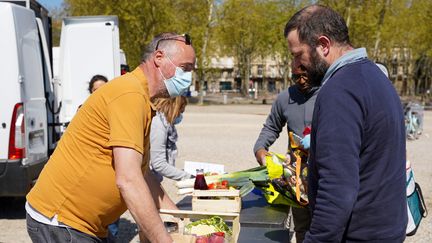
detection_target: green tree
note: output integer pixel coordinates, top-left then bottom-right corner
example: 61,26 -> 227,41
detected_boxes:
170,0 -> 218,104
65,0 -> 219,97
56,0 -> 432,98
65,0 -> 176,68
216,0 -> 279,96
48,5 -> 68,47
320,0 -> 432,97
399,0 -> 432,96
265,0 -> 307,91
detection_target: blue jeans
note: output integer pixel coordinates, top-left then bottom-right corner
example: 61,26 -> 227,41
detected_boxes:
26,213 -> 107,243
107,219 -> 120,241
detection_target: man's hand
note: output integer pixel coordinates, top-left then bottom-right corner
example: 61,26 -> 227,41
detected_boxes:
113,147 -> 172,243
255,148 -> 270,166
300,134 -> 311,150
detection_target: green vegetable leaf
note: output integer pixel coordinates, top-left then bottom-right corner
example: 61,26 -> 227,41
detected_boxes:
185,216 -> 232,236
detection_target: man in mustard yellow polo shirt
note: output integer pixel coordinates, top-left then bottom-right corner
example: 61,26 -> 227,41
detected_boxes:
26,33 -> 195,243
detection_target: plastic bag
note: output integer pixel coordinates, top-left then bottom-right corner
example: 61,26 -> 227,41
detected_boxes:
260,152 -> 308,207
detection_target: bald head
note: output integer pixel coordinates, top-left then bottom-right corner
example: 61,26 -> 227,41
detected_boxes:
139,32 -> 196,99
141,33 -> 193,62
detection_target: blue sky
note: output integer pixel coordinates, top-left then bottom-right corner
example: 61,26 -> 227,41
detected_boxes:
38,0 -> 63,9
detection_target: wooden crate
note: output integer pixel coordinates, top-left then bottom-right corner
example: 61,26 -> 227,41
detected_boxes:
159,209 -> 240,243
169,233 -> 196,243
192,189 -> 241,213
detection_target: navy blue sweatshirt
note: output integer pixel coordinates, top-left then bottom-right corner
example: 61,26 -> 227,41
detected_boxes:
306,59 -> 407,242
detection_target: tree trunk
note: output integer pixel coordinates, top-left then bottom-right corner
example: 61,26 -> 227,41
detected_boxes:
198,0 -> 214,105
276,53 -> 290,91
345,0 -> 352,28
262,56 -> 268,98
241,55 -> 251,97
373,0 -> 391,60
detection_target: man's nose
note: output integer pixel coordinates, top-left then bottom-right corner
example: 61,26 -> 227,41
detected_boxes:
291,60 -> 302,71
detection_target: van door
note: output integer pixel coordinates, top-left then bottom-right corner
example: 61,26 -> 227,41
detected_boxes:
14,5 -> 48,165
0,3 -> 21,161
57,16 -> 120,126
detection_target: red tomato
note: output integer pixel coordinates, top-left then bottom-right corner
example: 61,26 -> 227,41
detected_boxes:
207,183 -> 216,190
221,180 -> 229,186
196,235 -> 209,243
209,233 -> 225,243
213,232 -> 225,237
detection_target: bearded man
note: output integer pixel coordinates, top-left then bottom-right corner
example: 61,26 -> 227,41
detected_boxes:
284,5 -> 407,243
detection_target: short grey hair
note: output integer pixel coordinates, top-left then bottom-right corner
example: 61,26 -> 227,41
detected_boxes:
141,32 -> 183,62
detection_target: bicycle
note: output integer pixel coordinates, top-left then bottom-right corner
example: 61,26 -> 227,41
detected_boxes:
404,102 -> 424,140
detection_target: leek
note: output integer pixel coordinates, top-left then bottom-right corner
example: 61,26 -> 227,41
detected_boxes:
176,166 -> 268,189
176,166 -> 268,197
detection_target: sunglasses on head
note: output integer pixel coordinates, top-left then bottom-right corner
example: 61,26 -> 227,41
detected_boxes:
155,33 -> 192,51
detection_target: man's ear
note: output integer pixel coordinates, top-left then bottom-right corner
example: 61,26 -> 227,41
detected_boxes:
153,50 -> 164,68
317,35 -> 331,57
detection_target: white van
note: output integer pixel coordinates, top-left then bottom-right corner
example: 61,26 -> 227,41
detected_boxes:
120,49 -> 130,75
0,2 -> 54,196
55,16 -> 121,127
0,1 -> 123,197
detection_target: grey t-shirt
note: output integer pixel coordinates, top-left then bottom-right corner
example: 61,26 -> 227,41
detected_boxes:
253,86 -> 318,154
150,112 -> 192,181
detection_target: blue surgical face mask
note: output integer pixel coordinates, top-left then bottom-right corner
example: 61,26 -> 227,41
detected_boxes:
158,57 -> 192,97
174,114 -> 183,125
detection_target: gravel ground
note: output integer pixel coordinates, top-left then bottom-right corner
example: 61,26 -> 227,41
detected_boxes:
0,105 -> 430,243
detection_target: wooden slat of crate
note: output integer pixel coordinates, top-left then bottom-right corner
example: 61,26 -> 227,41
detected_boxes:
193,189 -> 240,197
169,233 -> 196,243
192,197 -> 241,213
159,209 -> 240,243
192,190 -> 241,213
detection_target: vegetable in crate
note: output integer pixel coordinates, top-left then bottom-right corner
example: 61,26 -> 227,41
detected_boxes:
177,166 -> 267,197
185,216 -> 232,237
210,232 -> 225,242
176,153 -> 308,207
208,180 -> 229,189
195,233 -> 225,243
195,236 -> 209,243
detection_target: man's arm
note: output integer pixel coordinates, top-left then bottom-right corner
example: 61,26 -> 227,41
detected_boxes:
113,147 -> 172,243
304,87 -> 363,242
144,169 -> 178,210
253,94 -> 288,165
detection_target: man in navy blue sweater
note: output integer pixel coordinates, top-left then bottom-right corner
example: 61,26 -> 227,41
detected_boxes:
284,5 -> 407,242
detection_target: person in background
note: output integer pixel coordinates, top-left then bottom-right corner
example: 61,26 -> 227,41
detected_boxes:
253,66 -> 319,242
150,96 -> 193,182
89,75 -> 108,94
285,5 -> 407,242
26,32 -> 195,243
77,75 -> 108,110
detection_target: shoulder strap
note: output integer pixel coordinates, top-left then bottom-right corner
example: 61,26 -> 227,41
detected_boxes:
415,183 -> 428,217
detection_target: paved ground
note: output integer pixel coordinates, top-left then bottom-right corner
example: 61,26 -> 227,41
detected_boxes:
0,105 -> 430,242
